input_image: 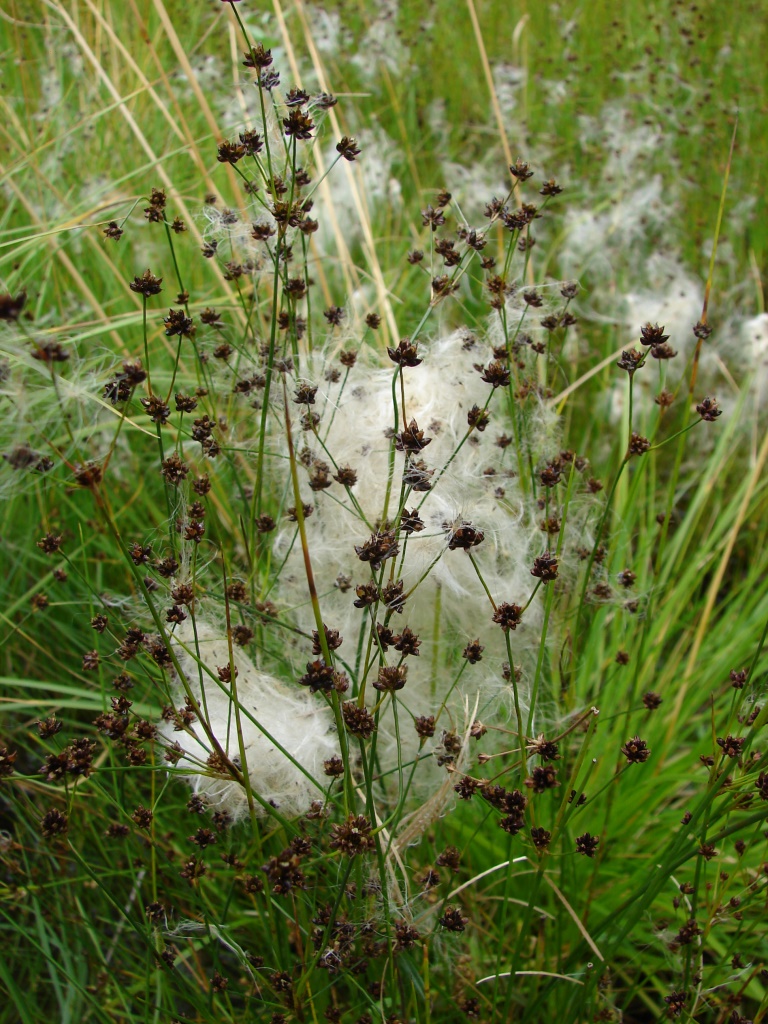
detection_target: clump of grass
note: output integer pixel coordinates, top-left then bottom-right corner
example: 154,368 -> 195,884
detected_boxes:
0,4 -> 767,1023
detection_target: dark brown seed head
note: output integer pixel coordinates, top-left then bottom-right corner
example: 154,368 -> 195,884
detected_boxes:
163,309 -> 194,337
436,845 -> 461,870
217,139 -> 246,164
663,990 -> 687,1017
438,906 -> 468,932
298,660 -> 337,693
381,579 -> 406,612
531,552 -> 558,582
40,808 -> 68,838
37,532 -> 62,554
393,920 -> 421,951
539,461 -> 562,488
141,396 -> 171,425
651,342 -> 677,360
336,136 -> 361,161
421,204 -> 445,231
730,669 -> 748,689
31,340 -> 70,364
467,405 -> 490,431
696,396 -> 722,421
243,43 -> 273,69
454,776 -> 480,800
294,382 -> 318,405
129,270 -> 163,297
333,465 -> 357,487
492,602 -> 523,631
414,715 -> 436,739
36,715 -> 63,739
525,765 -> 560,792
575,832 -> 599,857
387,337 -> 422,367
283,109 -> 315,139
509,159 -> 534,181
480,361 -> 511,389
185,827 -> 216,850
621,736 -> 651,763
131,805 -> 153,829
639,322 -> 669,346
323,305 -> 345,326
0,747 -> 17,778
400,508 -> 425,534
342,701 -> 376,739
329,814 -> 375,855
462,640 -> 484,664
530,826 -> 552,849
716,734 -> 745,759
394,419 -> 431,452
373,664 -> 408,692
354,530 -> 399,570
628,432 -> 651,456
529,735 -> 559,761
353,581 -> 379,609
617,348 -> 645,374
445,522 -> 485,550
161,452 -> 189,485
323,755 -> 344,778
0,290 -> 26,321
393,626 -> 420,657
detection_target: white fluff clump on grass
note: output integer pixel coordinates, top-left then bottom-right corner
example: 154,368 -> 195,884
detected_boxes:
621,256 -> 703,358
559,178 -> 667,283
160,619 -> 337,821
274,329 -> 544,719
739,313 -> 768,370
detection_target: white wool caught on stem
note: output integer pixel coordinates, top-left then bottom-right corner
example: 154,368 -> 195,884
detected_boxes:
274,329 -> 544,715
159,619 -> 338,820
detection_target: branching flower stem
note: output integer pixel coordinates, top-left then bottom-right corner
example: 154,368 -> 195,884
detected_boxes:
282,379 -> 352,813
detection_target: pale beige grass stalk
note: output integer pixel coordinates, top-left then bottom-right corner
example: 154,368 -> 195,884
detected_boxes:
0,175 -> 134,356
38,0 -> 247,318
149,0 -> 247,212
272,0 -> 400,343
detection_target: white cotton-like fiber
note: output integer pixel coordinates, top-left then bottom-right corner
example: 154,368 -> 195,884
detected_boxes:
621,255 -> 703,358
739,314 -> 768,376
273,329 -> 545,720
160,619 -> 338,820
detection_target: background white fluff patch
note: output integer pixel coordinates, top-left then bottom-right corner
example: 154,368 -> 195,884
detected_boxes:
160,619 -> 338,820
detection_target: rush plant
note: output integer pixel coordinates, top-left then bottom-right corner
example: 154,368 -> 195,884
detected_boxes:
0,3 -> 766,1023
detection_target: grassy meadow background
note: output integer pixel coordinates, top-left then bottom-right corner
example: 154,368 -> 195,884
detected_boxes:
1,1 -> 767,1022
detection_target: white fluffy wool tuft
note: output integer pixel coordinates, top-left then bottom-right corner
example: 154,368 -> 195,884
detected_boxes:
160,619 -> 338,820
274,329 -> 545,720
